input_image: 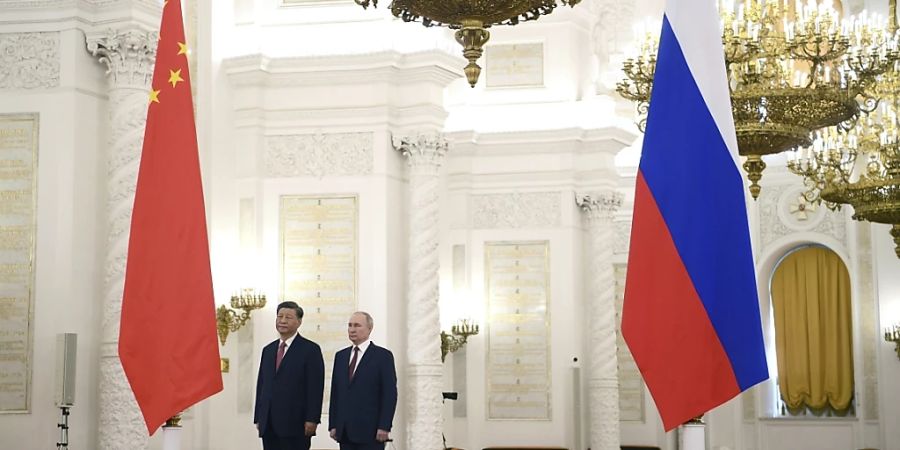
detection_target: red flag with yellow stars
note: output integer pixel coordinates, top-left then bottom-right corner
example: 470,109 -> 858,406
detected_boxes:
118,0 -> 222,434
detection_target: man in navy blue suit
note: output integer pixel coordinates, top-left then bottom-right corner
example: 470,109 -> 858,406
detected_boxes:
329,311 -> 398,450
254,301 -> 325,450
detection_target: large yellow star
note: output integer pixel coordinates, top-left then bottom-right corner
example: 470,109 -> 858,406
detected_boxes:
177,42 -> 188,56
168,69 -> 184,88
149,88 -> 160,104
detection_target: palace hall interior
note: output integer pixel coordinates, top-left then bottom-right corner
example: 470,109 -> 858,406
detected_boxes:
3,0 -> 900,449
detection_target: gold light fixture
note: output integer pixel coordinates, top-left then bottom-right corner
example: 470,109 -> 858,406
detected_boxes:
885,323 -> 900,359
440,318 -> 480,362
789,96 -> 900,256
216,288 -> 267,345
617,0 -> 899,199
788,2 -> 900,259
354,0 -> 582,87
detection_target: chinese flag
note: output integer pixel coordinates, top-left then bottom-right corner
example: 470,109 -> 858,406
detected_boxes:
118,0 -> 222,434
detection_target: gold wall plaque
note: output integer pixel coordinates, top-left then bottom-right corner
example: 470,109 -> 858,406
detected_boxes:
485,43 -> 544,89
0,113 -> 38,414
280,195 -> 357,413
485,241 -> 551,420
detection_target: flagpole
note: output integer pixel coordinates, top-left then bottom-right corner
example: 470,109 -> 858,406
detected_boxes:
162,413 -> 182,450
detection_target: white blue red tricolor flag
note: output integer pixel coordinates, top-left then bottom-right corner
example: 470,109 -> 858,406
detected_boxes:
621,0 -> 769,431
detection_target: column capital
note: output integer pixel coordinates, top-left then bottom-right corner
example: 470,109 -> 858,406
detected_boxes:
392,132 -> 449,173
576,191 -> 622,221
86,27 -> 157,90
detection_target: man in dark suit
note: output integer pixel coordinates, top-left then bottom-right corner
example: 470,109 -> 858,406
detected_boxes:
255,301 -> 325,450
329,311 -> 398,450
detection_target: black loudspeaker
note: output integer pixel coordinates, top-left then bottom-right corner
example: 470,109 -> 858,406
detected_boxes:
54,333 -> 77,407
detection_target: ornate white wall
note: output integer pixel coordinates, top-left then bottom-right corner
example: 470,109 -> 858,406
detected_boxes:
0,2 -> 142,449
3,1 -> 900,450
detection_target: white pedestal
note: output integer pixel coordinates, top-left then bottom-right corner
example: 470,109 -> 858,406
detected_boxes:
162,426 -> 182,450
679,423 -> 706,450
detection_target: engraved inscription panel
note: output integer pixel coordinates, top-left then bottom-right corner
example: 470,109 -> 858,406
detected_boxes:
485,43 -> 544,88
0,114 -> 37,413
486,241 -> 551,420
280,195 -> 357,413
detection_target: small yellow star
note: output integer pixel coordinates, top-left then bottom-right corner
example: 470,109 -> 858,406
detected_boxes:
177,42 -> 188,56
168,69 -> 184,88
149,89 -> 161,103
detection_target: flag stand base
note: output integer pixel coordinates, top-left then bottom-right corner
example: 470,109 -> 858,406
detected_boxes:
162,414 -> 182,450
678,417 -> 707,450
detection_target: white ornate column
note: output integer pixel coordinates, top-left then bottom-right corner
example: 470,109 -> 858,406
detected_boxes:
393,133 -> 448,450
86,28 -> 157,450
577,192 -> 622,450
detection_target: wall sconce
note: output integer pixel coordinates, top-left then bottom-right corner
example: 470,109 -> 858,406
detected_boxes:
216,288 -> 266,345
440,318 -> 480,362
884,324 -> 900,360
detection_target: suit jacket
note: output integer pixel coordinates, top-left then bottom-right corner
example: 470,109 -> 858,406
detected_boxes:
254,334 -> 325,438
328,342 -> 398,444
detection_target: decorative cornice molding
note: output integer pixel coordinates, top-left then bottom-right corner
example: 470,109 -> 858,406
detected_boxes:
86,27 -> 156,89
0,0 -> 156,7
224,50 -> 463,88
471,191 -> 561,229
0,0 -> 68,8
0,32 -> 60,89
0,1 -> 161,29
233,104 -> 449,130
265,132 -> 374,178
445,127 -> 637,155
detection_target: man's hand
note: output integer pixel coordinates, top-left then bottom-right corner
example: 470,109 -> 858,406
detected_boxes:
304,422 -> 317,437
376,429 -> 390,442
329,428 -> 337,441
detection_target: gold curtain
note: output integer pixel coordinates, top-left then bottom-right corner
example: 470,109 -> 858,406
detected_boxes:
771,246 -> 854,413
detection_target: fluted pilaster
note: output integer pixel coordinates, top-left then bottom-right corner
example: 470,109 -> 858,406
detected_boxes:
577,192 -> 623,450
87,28 -> 157,450
394,133 -> 448,450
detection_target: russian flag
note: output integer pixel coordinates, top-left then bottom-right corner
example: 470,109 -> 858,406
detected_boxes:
621,0 -> 769,431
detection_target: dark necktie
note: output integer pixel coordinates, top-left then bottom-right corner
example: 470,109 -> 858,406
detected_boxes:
348,346 -> 359,381
276,340 -> 286,371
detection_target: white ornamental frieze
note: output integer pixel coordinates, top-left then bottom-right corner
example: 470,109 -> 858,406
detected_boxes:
0,32 -> 60,89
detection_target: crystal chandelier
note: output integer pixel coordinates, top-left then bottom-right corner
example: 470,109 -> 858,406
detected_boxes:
354,0 -> 582,87
617,0 -> 899,199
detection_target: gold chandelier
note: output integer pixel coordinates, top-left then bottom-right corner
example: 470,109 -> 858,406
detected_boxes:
617,0 -> 899,199
789,69 -> 900,257
354,0 -> 582,87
